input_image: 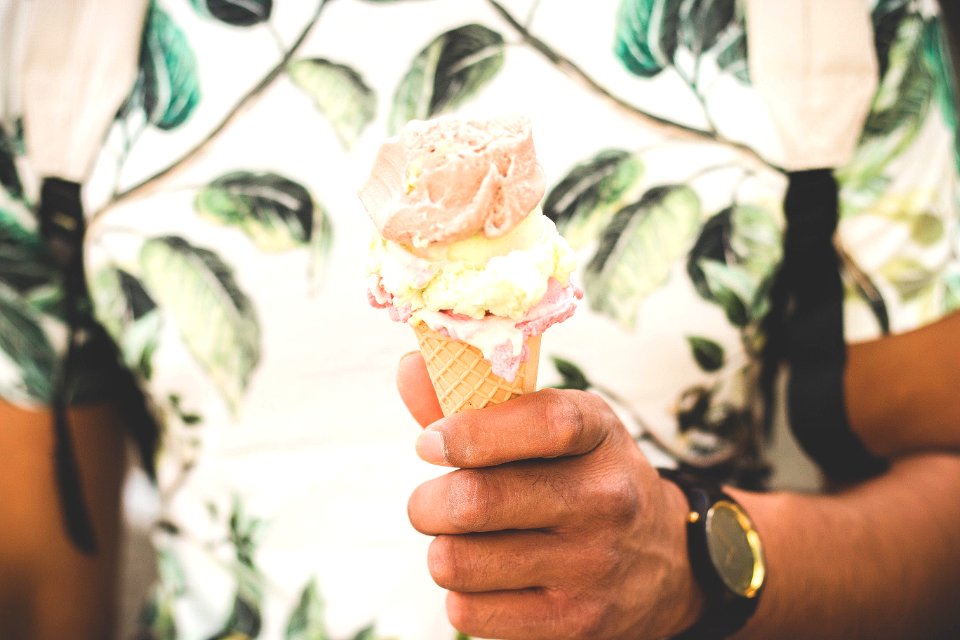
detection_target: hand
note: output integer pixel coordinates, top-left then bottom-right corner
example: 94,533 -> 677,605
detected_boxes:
397,353 -> 704,640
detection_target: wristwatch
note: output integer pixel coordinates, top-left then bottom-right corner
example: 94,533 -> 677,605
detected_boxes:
658,468 -> 767,639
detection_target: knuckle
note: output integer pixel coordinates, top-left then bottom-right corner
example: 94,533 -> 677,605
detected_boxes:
448,470 -> 493,531
406,485 -> 430,534
445,592 -> 473,634
541,390 -> 587,456
595,474 -> 640,523
427,536 -> 462,589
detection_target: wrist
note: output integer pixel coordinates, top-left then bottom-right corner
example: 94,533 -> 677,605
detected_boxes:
660,476 -> 707,636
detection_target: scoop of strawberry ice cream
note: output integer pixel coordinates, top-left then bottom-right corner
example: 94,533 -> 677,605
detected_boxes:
358,115 -> 546,249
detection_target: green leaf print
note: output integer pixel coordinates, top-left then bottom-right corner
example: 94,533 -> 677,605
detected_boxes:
840,12 -> 934,203
219,596 -> 262,638
543,150 -> 645,249
350,626 -> 378,640
614,0 -> 683,78
910,211 -> 945,246
310,201 -> 335,287
945,271 -> 960,312
0,212 -> 55,293
0,123 -> 23,199
697,259 -> 754,327
288,58 -> 376,150
0,286 -> 56,402
729,204 -> 782,280
713,25 -> 749,84
686,335 -> 724,372
862,15 -> 933,140
129,3 -> 202,130
678,0 -> 736,61
389,24 -> 505,134
687,207 -> 732,300
551,356 -> 591,391
285,579 -> 327,640
190,0 -> 272,27
879,256 -> 934,301
139,236 -> 261,411
91,267 -> 157,336
921,18 -> 960,171
871,0 -> 911,78
90,267 -> 162,379
195,171 -> 317,252
585,185 -> 701,327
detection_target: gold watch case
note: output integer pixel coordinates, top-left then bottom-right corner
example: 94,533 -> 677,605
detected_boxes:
704,499 -> 766,598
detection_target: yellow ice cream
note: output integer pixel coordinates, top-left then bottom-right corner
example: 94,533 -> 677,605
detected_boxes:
368,207 -> 576,321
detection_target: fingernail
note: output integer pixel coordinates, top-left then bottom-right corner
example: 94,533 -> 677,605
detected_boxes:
416,428 -> 446,465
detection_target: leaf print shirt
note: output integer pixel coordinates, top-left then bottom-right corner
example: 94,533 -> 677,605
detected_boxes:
0,1 -> 957,638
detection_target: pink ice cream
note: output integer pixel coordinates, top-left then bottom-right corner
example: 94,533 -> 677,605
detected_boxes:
361,115 -> 580,381
358,115 -> 546,250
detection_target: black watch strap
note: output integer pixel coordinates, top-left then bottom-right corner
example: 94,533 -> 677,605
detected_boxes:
659,468 -> 764,639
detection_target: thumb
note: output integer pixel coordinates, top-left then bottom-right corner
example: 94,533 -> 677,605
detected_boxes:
397,351 -> 444,427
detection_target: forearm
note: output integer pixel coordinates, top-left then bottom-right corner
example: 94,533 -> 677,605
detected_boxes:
846,310 -> 960,456
729,452 -> 960,639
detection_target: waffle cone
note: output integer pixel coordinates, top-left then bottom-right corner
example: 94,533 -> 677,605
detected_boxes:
412,323 -> 541,416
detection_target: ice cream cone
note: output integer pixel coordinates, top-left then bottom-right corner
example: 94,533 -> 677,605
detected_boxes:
413,322 -> 540,416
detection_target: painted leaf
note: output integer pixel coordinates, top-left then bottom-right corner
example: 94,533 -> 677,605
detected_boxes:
389,24 -> 504,134
678,0 -> 736,59
195,172 -> 315,252
861,15 -> 932,140
0,287 -> 56,401
687,207 -> 732,300
190,0 -> 272,26
350,626 -> 376,640
585,185 -> 701,327
90,267 -> 161,378
910,211 -> 945,246
544,150 -> 645,248
285,579 -> 327,640
697,259 -> 754,327
0,124 -> 23,199
614,0 -> 683,78
139,236 -> 261,410
551,357 -> 591,391
137,591 -> 178,640
880,256 -> 933,301
130,4 -> 202,130
840,253 -> 891,335
945,271 -> 960,312
288,58 -> 376,150
840,14 -> 933,204
729,204 -> 781,279
713,24 -> 749,83
309,201 -> 335,288
921,18 -> 960,171
871,0 -> 911,77
219,596 -> 262,638
0,212 -> 55,293
686,335 -> 724,372
91,267 -> 151,331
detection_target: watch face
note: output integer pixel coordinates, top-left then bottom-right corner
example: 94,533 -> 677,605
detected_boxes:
705,500 -> 766,598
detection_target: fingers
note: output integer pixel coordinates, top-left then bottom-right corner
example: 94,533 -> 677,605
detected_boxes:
428,530 -> 561,592
446,589 -> 605,640
397,351 -> 443,427
409,460 -> 594,534
415,388 -> 621,468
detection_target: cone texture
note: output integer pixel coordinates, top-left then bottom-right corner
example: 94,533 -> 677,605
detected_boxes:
413,323 -> 540,416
